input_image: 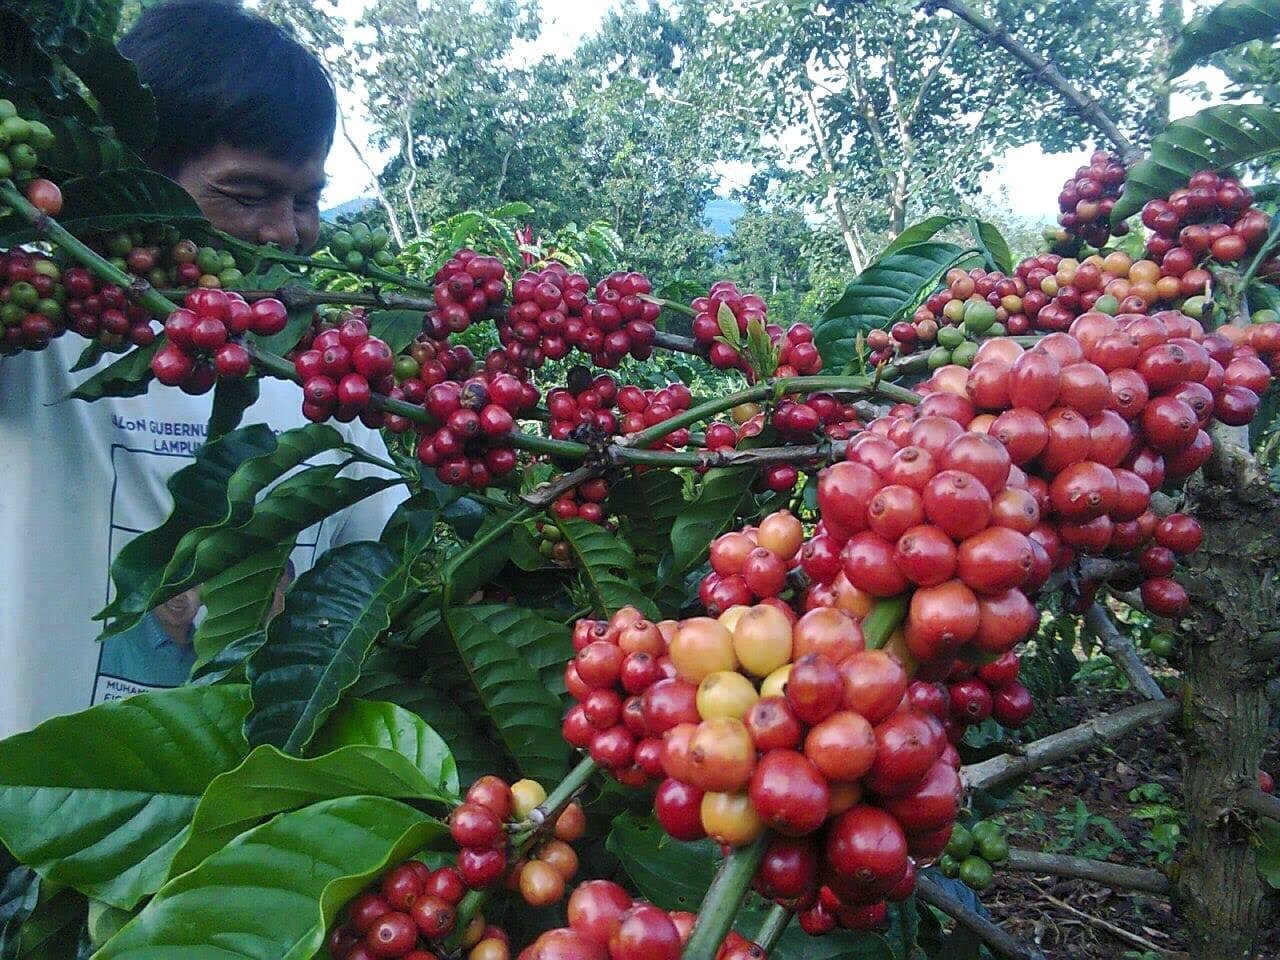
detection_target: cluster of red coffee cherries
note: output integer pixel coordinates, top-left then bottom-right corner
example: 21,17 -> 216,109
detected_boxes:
1141,171 -> 1271,269
291,314 -> 395,424
327,858 -> 489,960
520,882 -> 748,960
411,370 -> 531,487
699,510 -> 806,612
329,776 -> 587,960
151,289 -> 288,394
430,249 -> 508,336
1053,149 -> 1129,250
942,651 -> 1034,734
895,307 -> 1254,618
691,281 -> 822,379
62,266 -> 157,348
0,251 -> 71,352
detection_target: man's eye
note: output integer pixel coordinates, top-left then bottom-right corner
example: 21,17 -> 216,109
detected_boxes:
294,194 -> 321,212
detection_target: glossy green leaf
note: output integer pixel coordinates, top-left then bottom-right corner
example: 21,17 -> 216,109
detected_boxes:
671,467 -> 757,574
95,797 -> 442,960
1113,105 -> 1280,222
246,541 -> 412,755
0,686 -> 251,909
62,40 -> 156,153
190,541 -> 294,671
66,342 -> 158,402
188,631 -> 266,687
146,466 -> 399,623
312,699 -> 460,796
442,510 -> 517,600
347,671 -> 502,787
442,605 -> 570,784
96,424 -> 351,632
166,742 -> 452,878
43,170 -> 203,237
879,216 -> 955,259
555,518 -> 658,617
206,377 -> 260,444
367,310 -> 424,355
607,812 -> 718,911
1170,0 -> 1280,77
971,218 -> 1015,275
815,242 -> 973,371
608,470 -> 685,561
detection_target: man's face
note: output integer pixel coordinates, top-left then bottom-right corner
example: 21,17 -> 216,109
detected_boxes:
175,144 -> 327,253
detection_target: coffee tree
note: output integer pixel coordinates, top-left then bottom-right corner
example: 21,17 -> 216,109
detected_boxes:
0,2 -> 1278,960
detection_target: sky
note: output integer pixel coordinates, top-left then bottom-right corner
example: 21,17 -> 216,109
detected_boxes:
301,0 -> 1227,228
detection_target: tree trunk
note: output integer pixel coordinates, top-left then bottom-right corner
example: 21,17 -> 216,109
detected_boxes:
802,87 -> 864,273
336,105 -> 405,249
1177,437 -> 1280,959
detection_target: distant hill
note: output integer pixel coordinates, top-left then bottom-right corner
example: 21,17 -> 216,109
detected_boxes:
704,197 -> 745,237
321,197 -> 375,223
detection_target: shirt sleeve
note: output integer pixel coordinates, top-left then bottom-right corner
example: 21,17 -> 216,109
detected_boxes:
330,419 -> 407,546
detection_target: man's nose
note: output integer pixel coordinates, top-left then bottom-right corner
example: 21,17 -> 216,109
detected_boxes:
256,202 -> 300,252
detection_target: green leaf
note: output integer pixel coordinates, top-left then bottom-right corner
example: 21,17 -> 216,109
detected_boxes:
66,342 -> 157,402
442,509 -> 517,601
716,301 -> 742,347
190,541 -> 294,671
367,310 -> 423,355
441,605 -> 570,784
0,170 -> 203,242
29,112 -> 138,179
0,687 -> 251,910
206,376 -> 259,443
491,201 -> 534,219
608,471 -> 684,561
607,812 -> 718,911
971,218 -> 1015,275
166,743 -> 452,879
1170,0 -> 1280,77
879,216 -> 956,259
1257,817 -> 1280,890
62,40 -> 157,153
189,631 -> 266,687
555,517 -> 659,617
95,424 -> 331,629
312,699 -> 460,796
94,797 -> 442,960
138,465 -> 399,628
1113,105 -> 1280,222
815,242 -> 973,371
245,541 -> 412,755
346,672 -> 501,787
671,467 -> 757,574
68,340 -> 106,373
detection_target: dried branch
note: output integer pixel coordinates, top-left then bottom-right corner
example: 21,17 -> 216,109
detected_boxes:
914,874 -> 1047,960
962,698 -> 1180,792
924,0 -> 1140,164
1237,787 -> 1280,821
1084,603 -> 1166,701
1004,848 -> 1171,895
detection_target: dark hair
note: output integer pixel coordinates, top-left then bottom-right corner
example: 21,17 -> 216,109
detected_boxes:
119,0 -> 337,176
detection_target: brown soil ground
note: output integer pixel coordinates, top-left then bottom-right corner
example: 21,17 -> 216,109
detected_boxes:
982,689 -> 1280,960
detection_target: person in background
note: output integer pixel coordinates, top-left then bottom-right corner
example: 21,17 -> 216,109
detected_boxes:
0,0 -> 402,737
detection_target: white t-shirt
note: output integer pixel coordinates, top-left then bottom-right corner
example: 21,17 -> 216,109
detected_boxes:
0,336 -> 406,739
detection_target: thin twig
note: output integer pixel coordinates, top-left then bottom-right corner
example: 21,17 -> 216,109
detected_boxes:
962,698 -> 1180,792
915,874 -> 1047,960
1025,881 -> 1184,957
1084,603 -> 1166,701
1004,848 -> 1171,895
